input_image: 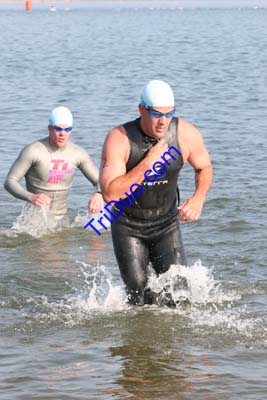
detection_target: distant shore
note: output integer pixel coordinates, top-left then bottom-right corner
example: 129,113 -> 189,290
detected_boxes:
0,0 -> 181,3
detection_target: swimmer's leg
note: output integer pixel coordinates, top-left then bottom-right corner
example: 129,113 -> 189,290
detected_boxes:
150,217 -> 187,274
111,221 -> 150,305
149,218 -> 189,306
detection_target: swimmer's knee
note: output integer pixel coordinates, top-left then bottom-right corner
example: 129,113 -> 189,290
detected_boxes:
122,271 -> 147,296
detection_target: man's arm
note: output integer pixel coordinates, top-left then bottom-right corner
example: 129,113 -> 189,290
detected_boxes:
100,126 -> 170,202
78,149 -> 103,212
4,145 -> 51,207
78,149 -> 101,189
4,146 -> 34,201
77,148 -> 105,213
178,119 -> 213,222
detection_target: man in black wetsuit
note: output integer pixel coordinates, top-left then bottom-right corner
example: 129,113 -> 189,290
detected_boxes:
100,80 -> 213,305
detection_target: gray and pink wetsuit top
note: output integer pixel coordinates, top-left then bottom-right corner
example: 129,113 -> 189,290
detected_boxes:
4,137 -> 100,217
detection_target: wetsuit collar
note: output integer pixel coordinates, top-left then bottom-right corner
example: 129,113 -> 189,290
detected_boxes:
136,118 -> 158,145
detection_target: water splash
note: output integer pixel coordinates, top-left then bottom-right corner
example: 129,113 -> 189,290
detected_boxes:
72,209 -> 89,228
145,262 -> 265,344
70,261 -> 126,312
11,203 -> 62,238
28,262 -> 127,328
30,261 -> 226,327
72,209 -> 111,231
18,260 -> 265,346
146,261 -> 230,306
9,206 -> 109,239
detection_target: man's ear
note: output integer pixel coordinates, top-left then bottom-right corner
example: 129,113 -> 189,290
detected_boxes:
138,103 -> 145,115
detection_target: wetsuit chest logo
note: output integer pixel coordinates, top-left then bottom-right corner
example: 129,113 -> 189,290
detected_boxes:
144,163 -> 167,186
47,159 -> 73,184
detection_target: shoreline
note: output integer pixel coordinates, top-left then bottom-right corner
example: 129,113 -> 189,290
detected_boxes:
0,0 -> 264,8
0,0 -> 234,3
0,0 -> 185,3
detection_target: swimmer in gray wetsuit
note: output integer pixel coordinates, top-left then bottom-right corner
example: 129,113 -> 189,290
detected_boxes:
100,80 -> 213,305
4,106 -> 104,219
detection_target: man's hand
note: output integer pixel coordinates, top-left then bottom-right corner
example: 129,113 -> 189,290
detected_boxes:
178,195 -> 205,222
146,139 -> 169,166
88,192 -> 104,213
29,193 -> 51,207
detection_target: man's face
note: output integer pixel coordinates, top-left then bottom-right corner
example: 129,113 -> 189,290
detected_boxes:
48,124 -> 72,148
139,104 -> 175,140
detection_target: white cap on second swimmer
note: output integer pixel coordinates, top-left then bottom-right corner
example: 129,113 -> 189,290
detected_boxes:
140,80 -> 175,107
49,106 -> 73,127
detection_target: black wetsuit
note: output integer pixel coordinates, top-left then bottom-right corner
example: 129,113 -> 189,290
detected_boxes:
111,117 -> 186,305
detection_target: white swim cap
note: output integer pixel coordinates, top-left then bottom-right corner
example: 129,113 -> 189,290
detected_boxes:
140,80 -> 175,107
49,106 -> 73,126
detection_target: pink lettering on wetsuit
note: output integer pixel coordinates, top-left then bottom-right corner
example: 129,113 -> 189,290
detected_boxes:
47,159 -> 73,184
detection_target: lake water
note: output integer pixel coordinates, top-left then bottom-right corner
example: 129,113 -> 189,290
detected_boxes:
0,1 -> 266,399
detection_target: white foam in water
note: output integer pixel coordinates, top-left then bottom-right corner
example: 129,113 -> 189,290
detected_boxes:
33,261 -> 224,326
70,261 -> 126,311
72,209 -> 111,231
28,259 -> 262,342
72,209 -> 89,227
10,206 -> 110,238
188,301 -> 267,345
31,262 -> 128,328
145,262 -> 264,341
12,203 -> 59,238
73,260 -> 227,314
147,261 -> 228,305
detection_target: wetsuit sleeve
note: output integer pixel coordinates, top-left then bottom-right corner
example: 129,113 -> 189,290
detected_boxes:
77,149 -> 101,192
4,145 -> 36,201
